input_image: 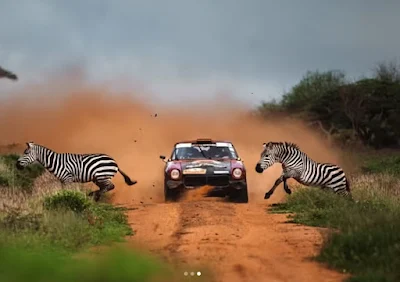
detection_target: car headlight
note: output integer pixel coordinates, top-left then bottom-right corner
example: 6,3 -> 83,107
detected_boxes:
170,169 -> 180,180
232,168 -> 243,179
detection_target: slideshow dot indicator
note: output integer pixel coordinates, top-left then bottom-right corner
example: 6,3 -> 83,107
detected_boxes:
184,271 -> 202,277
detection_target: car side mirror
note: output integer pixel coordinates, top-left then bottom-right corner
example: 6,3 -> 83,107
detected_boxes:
159,155 -> 168,163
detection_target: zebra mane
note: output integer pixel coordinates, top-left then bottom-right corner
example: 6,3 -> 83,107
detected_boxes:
264,141 -> 300,150
27,142 -> 54,152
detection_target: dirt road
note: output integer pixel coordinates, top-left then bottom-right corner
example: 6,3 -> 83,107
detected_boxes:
126,195 -> 346,282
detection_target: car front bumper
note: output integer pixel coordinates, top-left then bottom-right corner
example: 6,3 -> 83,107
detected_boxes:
166,175 -> 247,190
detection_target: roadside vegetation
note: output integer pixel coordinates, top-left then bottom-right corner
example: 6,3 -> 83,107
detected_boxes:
0,152 -> 174,282
262,60 -> 400,282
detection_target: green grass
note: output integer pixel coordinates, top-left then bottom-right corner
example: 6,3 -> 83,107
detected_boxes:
1,189 -> 133,253
361,154 -> 400,176
0,243 -> 172,282
271,172 -> 400,282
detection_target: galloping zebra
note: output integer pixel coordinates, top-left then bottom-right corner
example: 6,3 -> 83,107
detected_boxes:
16,142 -> 137,201
255,141 -> 352,200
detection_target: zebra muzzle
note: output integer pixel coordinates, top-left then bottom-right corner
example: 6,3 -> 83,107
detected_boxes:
16,162 -> 24,170
255,164 -> 264,173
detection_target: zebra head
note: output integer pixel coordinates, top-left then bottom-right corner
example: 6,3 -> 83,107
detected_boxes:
16,142 -> 38,170
255,142 -> 277,173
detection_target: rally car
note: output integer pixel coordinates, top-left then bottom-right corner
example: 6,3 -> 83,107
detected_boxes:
159,138 -> 248,203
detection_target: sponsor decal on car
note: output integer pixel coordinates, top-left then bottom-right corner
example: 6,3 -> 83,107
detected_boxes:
185,160 -> 227,169
182,168 -> 207,175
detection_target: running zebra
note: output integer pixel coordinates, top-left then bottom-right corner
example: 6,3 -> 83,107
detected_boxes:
16,142 -> 137,201
255,141 -> 352,200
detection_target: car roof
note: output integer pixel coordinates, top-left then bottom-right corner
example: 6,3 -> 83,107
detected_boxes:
174,138 -> 233,147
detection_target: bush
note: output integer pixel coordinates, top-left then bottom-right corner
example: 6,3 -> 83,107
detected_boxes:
0,154 -> 45,191
44,190 -> 91,213
271,175 -> 400,282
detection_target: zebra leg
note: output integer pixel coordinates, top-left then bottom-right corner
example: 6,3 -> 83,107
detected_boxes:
264,176 -> 284,199
91,179 -> 115,202
337,189 -> 355,202
60,176 -> 74,189
283,177 -> 292,195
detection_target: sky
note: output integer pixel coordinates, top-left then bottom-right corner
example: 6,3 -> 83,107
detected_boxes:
1,0 -> 399,106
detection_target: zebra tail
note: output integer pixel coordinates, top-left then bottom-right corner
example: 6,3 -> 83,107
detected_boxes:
345,177 -> 356,202
118,169 -> 137,186
345,177 -> 351,192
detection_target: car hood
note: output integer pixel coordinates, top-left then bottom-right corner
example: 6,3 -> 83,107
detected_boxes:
180,159 -> 231,172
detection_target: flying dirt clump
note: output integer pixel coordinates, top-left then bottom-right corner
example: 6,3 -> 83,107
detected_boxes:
179,185 -> 220,202
0,79 -> 344,205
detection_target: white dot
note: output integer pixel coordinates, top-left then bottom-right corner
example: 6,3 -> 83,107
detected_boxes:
184,272 -> 188,276
197,271 -> 202,276
190,272 -> 195,276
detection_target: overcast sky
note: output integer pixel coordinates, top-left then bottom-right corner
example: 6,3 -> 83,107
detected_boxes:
1,0 -> 399,106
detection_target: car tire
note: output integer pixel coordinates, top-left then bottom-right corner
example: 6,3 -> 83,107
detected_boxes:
229,184 -> 249,203
164,182 -> 180,202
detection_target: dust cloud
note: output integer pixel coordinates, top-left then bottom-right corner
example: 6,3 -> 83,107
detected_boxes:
0,76 -> 343,205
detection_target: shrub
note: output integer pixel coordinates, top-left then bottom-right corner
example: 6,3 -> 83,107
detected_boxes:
43,190 -> 91,213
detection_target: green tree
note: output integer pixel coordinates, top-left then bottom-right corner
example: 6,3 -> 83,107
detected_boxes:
280,70 -> 348,143
339,78 -> 400,148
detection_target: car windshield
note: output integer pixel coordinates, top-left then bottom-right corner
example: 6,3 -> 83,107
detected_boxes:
173,145 -> 237,160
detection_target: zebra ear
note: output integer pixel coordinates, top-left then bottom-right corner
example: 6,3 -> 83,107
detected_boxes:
264,142 -> 273,149
26,142 -> 34,148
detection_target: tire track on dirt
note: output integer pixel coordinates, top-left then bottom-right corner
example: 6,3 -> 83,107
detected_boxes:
127,198 -> 347,282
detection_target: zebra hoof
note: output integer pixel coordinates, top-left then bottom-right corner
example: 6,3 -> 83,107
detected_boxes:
88,191 -> 95,197
264,193 -> 271,199
285,189 -> 292,195
93,192 -> 101,202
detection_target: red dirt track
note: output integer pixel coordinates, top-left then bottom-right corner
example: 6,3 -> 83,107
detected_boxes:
0,81 -> 347,282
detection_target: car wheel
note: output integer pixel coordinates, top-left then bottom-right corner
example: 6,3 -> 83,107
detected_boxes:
164,182 -> 180,202
229,184 -> 249,203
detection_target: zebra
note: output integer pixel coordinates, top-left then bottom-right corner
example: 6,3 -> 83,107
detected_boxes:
255,141 -> 352,200
16,142 -> 137,201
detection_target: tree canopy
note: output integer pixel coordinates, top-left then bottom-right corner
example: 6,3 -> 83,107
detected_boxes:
257,62 -> 400,149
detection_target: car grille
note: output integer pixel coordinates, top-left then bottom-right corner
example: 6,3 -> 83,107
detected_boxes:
183,175 -> 230,187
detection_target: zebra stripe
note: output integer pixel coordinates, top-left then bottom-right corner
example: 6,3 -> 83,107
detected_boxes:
255,141 -> 351,200
16,142 -> 137,201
